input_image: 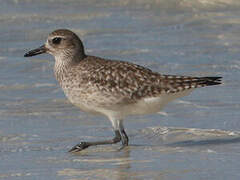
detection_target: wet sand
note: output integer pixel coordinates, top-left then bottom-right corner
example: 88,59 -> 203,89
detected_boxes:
1,0 -> 240,179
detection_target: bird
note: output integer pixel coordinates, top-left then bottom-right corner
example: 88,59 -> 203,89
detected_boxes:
24,29 -> 222,152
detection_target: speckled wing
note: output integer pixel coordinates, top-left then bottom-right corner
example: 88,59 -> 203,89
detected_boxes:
73,56 -> 222,105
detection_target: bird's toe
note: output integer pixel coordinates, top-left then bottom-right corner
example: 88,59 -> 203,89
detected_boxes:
68,142 -> 89,152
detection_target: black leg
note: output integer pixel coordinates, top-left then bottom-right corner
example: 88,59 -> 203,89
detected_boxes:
117,129 -> 129,150
120,129 -> 129,146
69,130 -> 122,152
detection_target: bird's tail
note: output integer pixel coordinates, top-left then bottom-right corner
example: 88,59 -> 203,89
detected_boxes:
192,76 -> 222,87
162,75 -> 222,94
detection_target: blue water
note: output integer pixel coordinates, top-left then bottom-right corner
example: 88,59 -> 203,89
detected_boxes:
1,0 -> 240,179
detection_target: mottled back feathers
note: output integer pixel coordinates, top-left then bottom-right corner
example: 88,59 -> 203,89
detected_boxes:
57,55 -> 222,103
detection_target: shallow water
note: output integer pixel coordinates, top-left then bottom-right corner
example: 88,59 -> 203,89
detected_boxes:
1,0 -> 240,179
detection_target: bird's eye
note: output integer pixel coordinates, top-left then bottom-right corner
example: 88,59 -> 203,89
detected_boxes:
52,37 -> 62,44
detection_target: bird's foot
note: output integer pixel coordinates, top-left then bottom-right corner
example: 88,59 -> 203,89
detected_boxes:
118,132 -> 129,151
68,142 -> 90,152
68,130 -> 128,152
118,144 -> 128,151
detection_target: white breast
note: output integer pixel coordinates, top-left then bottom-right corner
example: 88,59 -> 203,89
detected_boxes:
62,85 -> 193,120
95,89 -> 194,119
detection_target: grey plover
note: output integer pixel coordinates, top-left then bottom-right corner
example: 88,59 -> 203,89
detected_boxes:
24,29 -> 222,152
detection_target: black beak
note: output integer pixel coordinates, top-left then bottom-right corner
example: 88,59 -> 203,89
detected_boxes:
24,45 -> 47,57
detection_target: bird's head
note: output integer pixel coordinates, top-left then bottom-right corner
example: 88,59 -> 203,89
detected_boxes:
24,29 -> 86,62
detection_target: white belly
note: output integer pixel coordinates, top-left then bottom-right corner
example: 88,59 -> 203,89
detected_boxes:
91,90 -> 193,119
63,86 -> 193,119
120,90 -> 193,116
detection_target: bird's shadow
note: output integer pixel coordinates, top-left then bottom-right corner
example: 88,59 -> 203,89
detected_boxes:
166,136 -> 240,147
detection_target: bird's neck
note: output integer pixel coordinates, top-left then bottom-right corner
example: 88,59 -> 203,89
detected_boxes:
53,53 -> 86,83
54,58 -> 68,83
54,55 -> 73,83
